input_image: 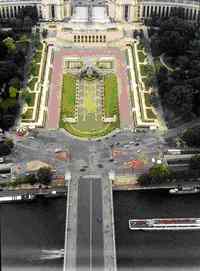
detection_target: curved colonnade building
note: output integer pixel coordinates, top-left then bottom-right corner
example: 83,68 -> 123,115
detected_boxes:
0,0 -> 199,22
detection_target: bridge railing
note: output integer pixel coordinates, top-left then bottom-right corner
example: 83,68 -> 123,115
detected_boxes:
142,0 -> 200,5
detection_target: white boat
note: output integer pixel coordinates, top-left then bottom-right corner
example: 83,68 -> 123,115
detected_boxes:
169,186 -> 200,195
129,218 -> 200,230
0,193 -> 35,203
40,249 -> 64,259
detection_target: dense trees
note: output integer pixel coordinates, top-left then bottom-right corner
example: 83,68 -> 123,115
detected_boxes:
138,164 -> 172,185
25,174 -> 37,185
22,90 -> 33,105
37,167 -> 53,185
3,37 -> 16,54
0,138 -> 14,156
0,11 -> 39,130
181,127 -> 200,147
189,155 -> 200,172
149,15 -> 200,126
0,6 -> 39,130
10,167 -> 53,188
0,143 -> 11,156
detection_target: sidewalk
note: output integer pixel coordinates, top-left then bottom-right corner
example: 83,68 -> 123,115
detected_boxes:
112,175 -> 200,191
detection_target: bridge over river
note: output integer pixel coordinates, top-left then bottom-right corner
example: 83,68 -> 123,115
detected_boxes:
63,173 -> 117,271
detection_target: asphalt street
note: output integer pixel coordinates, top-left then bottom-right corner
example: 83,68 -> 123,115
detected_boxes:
1,128 -> 172,183
76,177 -> 104,270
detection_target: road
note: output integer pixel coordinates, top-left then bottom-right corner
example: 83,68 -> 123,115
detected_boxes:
76,177 -> 104,270
4,124 -> 199,187
2,128 -> 169,183
64,137 -> 116,271
3,127 -> 200,271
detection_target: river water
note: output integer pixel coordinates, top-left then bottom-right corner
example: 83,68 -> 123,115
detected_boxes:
1,198 -> 66,271
114,190 -> 200,271
1,190 -> 200,271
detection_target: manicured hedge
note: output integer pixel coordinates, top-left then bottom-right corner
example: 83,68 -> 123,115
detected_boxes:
61,73 -> 76,118
104,74 -> 119,117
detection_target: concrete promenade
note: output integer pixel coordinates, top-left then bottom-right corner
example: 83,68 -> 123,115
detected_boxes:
46,47 -> 133,130
63,174 -> 117,271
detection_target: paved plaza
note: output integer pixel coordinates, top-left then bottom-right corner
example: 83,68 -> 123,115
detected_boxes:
46,48 -> 133,131
6,128 -> 167,184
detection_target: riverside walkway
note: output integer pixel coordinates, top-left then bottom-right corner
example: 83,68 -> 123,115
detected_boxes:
63,173 -> 117,271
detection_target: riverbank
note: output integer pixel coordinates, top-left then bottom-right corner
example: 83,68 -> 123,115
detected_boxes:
0,187 -> 67,203
112,175 -> 200,191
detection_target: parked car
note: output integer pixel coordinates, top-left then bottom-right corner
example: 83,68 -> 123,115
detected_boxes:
0,174 -> 9,178
28,136 -> 35,139
0,157 -> 5,164
54,148 -> 62,153
124,145 -> 129,148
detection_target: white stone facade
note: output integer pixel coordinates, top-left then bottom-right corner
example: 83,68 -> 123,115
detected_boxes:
0,0 -> 199,22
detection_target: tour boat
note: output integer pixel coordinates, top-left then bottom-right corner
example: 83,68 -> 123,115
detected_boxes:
169,186 -> 200,195
0,193 -> 35,203
129,218 -> 200,230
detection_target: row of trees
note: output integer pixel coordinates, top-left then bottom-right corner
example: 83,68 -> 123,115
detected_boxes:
6,167 -> 53,188
0,32 -> 27,130
0,6 -> 39,131
0,138 -> 14,156
181,127 -> 200,147
138,156 -> 200,186
149,14 -> 200,125
138,164 -> 172,185
22,167 -> 53,186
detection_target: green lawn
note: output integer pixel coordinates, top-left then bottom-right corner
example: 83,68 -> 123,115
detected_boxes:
60,118 -> 120,138
21,108 -> 33,120
31,63 -> 40,77
104,74 -> 119,117
37,43 -> 43,51
61,73 -> 76,118
33,50 -> 42,63
142,77 -> 151,90
146,108 -> 156,119
65,61 -> 83,69
97,61 -> 113,69
28,77 -> 38,91
83,80 -> 97,114
137,43 -> 144,50
144,93 -> 151,107
138,51 -> 146,63
26,92 -> 36,106
60,73 -> 120,138
140,64 -> 153,77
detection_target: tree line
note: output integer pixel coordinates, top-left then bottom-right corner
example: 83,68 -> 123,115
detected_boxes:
149,12 -> 200,126
0,6 -> 39,131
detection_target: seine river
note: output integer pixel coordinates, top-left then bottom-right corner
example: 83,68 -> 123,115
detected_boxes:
114,190 -> 200,271
1,198 -> 66,271
1,190 -> 200,270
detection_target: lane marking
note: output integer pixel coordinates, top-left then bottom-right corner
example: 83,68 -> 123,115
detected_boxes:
90,180 -> 92,271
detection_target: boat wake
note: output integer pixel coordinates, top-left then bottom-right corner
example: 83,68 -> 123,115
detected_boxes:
40,249 -> 64,260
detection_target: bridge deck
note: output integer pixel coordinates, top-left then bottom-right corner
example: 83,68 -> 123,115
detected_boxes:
77,177 -> 104,270
64,174 -> 116,271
